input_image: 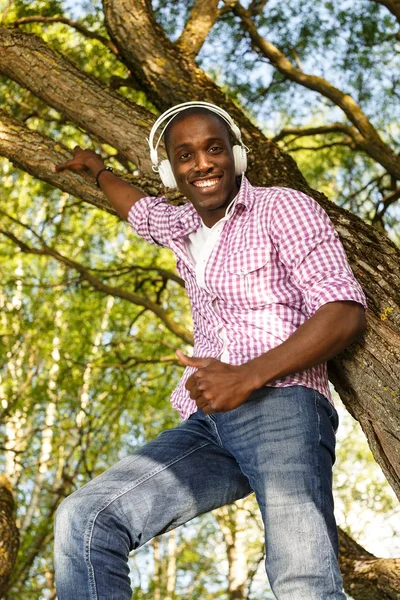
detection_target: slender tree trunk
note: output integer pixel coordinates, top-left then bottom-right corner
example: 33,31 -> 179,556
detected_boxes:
216,500 -> 249,600
165,530 -> 177,600
76,295 -> 115,429
152,537 -> 161,600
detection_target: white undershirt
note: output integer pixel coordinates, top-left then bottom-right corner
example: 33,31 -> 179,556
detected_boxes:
185,193 -> 238,271
186,222 -> 213,265
185,195 -> 238,362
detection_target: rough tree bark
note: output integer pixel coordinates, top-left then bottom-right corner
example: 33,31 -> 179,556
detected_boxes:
0,0 -> 399,595
0,476 -> 19,598
339,529 -> 400,600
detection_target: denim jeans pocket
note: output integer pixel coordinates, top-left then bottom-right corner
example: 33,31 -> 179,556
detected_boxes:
329,405 -> 339,433
317,392 -> 339,433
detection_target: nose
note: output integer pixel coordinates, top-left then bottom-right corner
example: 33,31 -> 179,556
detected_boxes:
195,151 -> 213,172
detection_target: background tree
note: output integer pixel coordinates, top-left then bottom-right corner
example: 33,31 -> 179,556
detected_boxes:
0,0 -> 399,598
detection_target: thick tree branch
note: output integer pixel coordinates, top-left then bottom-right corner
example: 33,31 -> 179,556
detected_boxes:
339,528 -> 400,600
370,0 -> 400,23
0,217 -> 193,346
226,1 -> 400,180
175,0 -> 220,59
0,109 -> 113,213
0,109 -> 164,211
12,15 -> 119,56
0,28 -> 154,171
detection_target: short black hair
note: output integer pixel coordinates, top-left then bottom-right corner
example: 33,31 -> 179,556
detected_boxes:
163,107 -> 235,157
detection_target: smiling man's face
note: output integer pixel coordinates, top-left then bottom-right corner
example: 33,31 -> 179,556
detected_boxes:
166,113 -> 240,227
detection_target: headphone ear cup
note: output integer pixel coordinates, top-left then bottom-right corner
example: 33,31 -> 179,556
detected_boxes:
158,160 -> 177,189
232,145 -> 247,176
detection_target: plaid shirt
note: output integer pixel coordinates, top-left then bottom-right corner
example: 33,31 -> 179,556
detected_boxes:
128,177 -> 367,419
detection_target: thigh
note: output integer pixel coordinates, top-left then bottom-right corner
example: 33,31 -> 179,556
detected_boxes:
60,410 -> 252,546
215,385 -> 336,510
214,386 -> 344,598
55,413 -> 252,600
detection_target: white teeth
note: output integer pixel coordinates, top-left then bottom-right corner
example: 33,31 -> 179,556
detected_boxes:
193,178 -> 220,188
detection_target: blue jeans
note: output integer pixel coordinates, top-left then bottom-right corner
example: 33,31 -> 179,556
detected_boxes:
54,386 -> 346,599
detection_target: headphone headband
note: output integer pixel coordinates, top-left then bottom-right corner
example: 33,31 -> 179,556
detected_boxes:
148,101 -> 244,167
147,101 -> 248,188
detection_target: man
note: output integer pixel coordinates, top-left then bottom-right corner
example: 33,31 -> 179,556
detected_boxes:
54,102 -> 367,599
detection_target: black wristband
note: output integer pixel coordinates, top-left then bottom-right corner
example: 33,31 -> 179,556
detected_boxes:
95,166 -> 113,188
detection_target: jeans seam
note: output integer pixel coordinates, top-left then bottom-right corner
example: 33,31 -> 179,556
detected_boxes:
207,414 -> 224,447
84,440 -> 211,599
314,390 -> 337,595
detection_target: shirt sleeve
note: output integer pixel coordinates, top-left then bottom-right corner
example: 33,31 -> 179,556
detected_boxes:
268,188 -> 367,316
127,195 -> 180,248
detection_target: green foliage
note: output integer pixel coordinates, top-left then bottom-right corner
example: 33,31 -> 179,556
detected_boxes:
0,158 -> 187,596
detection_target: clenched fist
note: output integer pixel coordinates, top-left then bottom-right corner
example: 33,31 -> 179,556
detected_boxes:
176,350 -> 257,414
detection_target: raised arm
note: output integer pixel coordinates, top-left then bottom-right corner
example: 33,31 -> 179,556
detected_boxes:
54,147 -> 146,220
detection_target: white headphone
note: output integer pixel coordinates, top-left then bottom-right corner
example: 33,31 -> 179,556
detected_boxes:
147,101 -> 248,189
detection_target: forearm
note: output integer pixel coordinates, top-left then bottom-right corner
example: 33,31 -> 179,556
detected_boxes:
87,158 -> 146,220
244,301 -> 366,390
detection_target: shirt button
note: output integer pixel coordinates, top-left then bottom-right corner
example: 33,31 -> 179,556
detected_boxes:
241,266 -> 246,272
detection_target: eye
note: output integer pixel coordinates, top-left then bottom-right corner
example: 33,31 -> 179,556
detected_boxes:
209,145 -> 223,153
178,151 -> 191,161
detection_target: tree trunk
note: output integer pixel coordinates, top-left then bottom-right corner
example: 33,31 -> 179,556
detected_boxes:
152,537 -> 161,600
165,530 -> 177,600
215,500 -> 249,600
102,0 -> 311,191
20,307 -> 62,534
0,476 -> 19,598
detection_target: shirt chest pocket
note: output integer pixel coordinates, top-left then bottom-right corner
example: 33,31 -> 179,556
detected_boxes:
223,245 -> 272,307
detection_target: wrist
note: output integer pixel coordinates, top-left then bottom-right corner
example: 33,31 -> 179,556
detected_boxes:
239,360 -> 264,393
95,166 -> 113,188
86,156 -> 106,175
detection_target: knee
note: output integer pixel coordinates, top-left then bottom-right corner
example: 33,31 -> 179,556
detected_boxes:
54,489 -> 91,552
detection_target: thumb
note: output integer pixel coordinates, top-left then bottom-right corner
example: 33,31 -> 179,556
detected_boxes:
176,350 -> 211,368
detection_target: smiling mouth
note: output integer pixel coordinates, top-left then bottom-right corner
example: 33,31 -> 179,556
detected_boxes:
192,177 -> 221,189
